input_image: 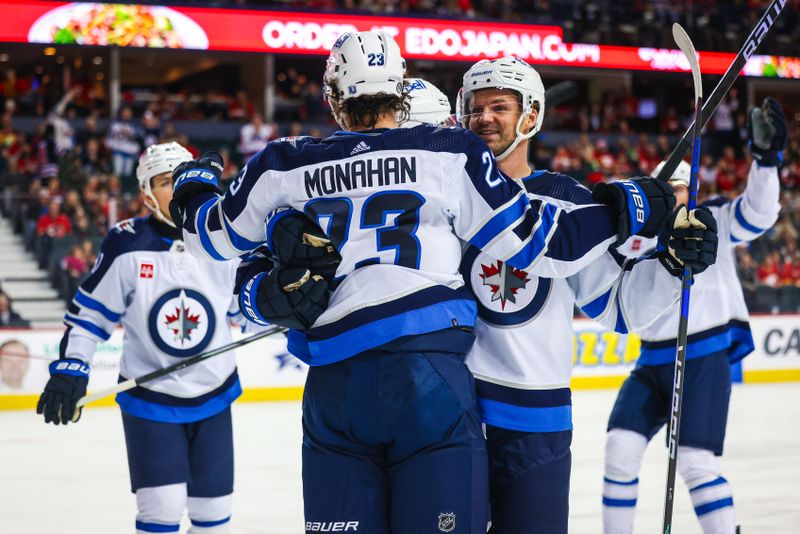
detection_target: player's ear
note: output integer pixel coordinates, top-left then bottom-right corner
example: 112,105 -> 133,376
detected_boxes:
522,108 -> 538,135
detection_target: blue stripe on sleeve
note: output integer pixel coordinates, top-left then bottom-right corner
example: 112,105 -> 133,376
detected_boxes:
469,192 -> 530,250
74,290 -> 122,323
196,197 -> 226,261
694,497 -> 734,517
64,314 -> 112,341
582,288 -> 613,319
477,398 -> 572,432
223,215 -> 264,252
505,202 -> 558,268
603,497 -> 637,507
690,477 -> 728,493
733,198 -> 767,234
135,521 -> 180,532
191,517 -> 231,527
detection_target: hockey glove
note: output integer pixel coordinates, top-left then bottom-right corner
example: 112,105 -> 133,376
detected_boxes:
169,151 -> 224,225
240,265 -> 330,331
748,96 -> 787,167
268,210 -> 341,279
592,176 -> 676,246
657,206 -> 718,279
36,358 -> 89,425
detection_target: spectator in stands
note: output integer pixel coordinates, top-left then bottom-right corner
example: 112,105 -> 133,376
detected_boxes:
36,198 -> 72,268
81,136 -> 111,176
105,106 -> 140,182
238,112 -> 274,160
141,109 -> 162,148
48,87 -> 79,155
60,243 -> 90,301
0,339 -> 30,391
0,292 -> 28,327
227,90 -> 255,121
736,249 -> 759,311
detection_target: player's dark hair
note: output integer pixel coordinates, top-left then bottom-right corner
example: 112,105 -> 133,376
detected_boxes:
328,89 -> 410,129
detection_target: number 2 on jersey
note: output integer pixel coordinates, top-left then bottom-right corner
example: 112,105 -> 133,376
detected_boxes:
305,191 -> 424,269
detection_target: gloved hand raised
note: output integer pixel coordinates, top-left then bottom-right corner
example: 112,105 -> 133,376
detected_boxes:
36,358 -> 89,425
657,206 -> 718,279
592,177 -> 676,246
169,151 -> 224,225
748,96 -> 787,167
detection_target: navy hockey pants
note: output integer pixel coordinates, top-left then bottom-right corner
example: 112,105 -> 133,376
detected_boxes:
301,335 -> 488,534
485,426 -> 572,534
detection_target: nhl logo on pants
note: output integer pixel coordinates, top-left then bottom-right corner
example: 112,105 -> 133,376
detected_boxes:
438,512 -> 456,532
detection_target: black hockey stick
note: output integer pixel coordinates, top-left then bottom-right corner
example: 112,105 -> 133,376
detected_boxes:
662,24 -> 703,534
544,80 -> 578,108
654,0 -> 787,182
74,324 -> 287,411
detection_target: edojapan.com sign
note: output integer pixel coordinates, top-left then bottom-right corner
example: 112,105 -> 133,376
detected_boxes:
1,1 -> 799,78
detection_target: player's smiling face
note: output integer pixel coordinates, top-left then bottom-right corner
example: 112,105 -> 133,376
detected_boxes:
467,88 -> 536,156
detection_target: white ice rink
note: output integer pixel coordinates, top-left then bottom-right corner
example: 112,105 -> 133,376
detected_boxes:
2,383 -> 799,533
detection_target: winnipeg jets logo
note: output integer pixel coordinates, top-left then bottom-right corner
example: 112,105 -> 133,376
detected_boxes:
148,288 -> 216,357
164,298 -> 202,344
480,260 -> 529,309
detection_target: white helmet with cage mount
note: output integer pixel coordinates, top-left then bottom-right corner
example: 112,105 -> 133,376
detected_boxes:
136,142 -> 193,227
458,56 -> 546,161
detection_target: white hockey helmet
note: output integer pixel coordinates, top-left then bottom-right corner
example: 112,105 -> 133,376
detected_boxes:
402,78 -> 454,128
652,159 -> 691,188
323,31 -> 406,106
459,56 -> 546,161
136,142 -> 193,226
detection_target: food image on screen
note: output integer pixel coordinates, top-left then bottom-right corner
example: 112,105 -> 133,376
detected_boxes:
28,3 -> 209,49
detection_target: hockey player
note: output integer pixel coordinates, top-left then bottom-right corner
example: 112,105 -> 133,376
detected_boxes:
455,57 -> 718,533
37,142 -> 244,534
168,32 -> 674,533
602,97 -> 786,534
401,77 -> 456,127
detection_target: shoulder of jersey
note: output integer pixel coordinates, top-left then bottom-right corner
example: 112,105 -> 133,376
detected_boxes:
521,169 -> 593,204
101,216 -> 165,259
384,125 -> 483,154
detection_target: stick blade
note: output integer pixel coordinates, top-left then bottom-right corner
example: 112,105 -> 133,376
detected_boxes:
672,23 -> 703,100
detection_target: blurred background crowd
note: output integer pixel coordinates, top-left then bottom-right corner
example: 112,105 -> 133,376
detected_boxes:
0,0 -> 798,325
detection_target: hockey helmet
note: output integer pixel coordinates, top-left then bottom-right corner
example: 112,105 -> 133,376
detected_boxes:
402,78 -> 455,128
136,142 -> 193,226
652,160 -> 691,188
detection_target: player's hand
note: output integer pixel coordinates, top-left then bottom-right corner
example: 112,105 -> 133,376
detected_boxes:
748,96 -> 787,167
169,151 -> 224,224
239,265 -> 330,331
268,210 -> 341,279
657,206 -> 718,279
36,358 -> 89,425
592,176 -> 676,245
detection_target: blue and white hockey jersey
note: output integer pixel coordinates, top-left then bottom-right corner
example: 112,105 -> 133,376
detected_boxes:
462,171 -> 680,432
61,216 -> 244,423
621,162 -> 780,366
179,126 -> 619,366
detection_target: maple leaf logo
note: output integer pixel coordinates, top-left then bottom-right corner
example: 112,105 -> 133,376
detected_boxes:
164,299 -> 201,344
479,260 -> 530,310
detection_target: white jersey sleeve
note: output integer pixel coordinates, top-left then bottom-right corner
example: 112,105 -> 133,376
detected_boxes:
714,162 -> 780,245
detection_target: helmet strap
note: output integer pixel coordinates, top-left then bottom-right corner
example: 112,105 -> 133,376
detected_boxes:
143,190 -> 177,228
496,111 -> 539,161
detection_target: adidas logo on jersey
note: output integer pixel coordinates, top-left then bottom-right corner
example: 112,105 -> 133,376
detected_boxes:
350,141 -> 370,156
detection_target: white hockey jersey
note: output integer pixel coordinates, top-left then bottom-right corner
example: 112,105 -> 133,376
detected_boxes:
624,162 -> 781,366
462,170 -> 680,432
61,216 -> 244,423
179,126 -> 620,365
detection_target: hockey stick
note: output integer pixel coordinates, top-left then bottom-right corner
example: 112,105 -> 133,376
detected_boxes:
544,80 -> 578,108
662,24 -> 702,534
74,324 -> 287,411
654,0 -> 787,183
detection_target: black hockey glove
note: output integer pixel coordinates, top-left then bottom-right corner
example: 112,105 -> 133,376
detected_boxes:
36,358 -> 89,425
748,96 -> 787,167
239,265 -> 330,331
592,176 -> 676,246
268,210 -> 341,279
657,206 -> 718,279
169,151 -> 224,225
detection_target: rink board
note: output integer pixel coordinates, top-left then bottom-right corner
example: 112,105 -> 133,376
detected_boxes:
1,315 -> 798,409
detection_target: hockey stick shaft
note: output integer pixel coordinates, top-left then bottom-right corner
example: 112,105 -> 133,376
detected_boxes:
75,325 -> 287,409
662,24 -> 703,534
544,80 -> 578,108
654,0 -> 787,183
